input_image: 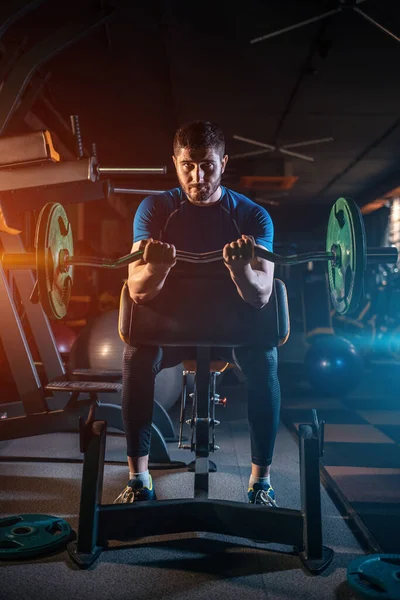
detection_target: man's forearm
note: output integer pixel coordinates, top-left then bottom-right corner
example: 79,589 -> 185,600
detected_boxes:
128,263 -> 171,303
228,264 -> 273,308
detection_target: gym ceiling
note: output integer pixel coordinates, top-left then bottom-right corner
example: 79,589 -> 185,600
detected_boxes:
2,0 -> 400,213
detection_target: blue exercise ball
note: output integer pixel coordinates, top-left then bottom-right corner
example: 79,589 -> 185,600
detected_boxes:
305,335 -> 364,396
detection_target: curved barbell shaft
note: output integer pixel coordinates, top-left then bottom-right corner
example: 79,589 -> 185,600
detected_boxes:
66,246 -> 398,269
66,248 -> 336,269
1,247 -> 397,271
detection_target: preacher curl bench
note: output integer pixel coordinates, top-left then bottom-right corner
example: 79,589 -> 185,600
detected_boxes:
67,265 -> 333,574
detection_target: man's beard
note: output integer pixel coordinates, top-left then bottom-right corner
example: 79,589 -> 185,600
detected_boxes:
179,175 -> 221,204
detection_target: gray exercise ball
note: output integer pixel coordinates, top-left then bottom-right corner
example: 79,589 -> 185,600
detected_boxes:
68,309 -> 183,410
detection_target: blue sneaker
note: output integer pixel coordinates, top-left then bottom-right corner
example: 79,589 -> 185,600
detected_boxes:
248,482 -> 277,507
113,474 -> 157,503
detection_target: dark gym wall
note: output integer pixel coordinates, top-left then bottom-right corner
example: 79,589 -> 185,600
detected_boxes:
2,0 -> 393,255
8,0 -> 179,169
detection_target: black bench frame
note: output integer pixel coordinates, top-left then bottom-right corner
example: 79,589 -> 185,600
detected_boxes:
67,346 -> 334,574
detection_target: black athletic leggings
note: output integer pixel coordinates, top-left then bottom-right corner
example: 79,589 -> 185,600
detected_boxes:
121,344 -> 281,466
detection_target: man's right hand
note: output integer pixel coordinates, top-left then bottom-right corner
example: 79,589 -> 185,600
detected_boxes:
139,238 -> 177,271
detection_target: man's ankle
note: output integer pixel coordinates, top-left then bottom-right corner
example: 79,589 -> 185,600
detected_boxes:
128,454 -> 149,473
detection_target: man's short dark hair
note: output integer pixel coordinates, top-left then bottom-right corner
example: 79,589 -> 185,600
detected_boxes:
173,121 -> 225,157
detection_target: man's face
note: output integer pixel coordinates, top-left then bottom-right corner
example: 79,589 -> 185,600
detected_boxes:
173,146 -> 228,204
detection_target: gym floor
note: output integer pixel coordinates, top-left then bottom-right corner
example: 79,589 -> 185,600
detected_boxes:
281,377 -> 400,556
0,377 -> 369,600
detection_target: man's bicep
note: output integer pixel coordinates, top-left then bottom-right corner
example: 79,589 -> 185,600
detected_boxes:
130,195 -> 161,276
130,241 -> 141,253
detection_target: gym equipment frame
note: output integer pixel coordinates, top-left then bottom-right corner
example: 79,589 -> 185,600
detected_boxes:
68,345 -> 333,574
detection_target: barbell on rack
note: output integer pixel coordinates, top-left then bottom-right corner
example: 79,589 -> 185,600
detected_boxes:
0,197 -> 398,320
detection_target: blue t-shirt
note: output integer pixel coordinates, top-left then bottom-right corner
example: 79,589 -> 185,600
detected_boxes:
133,186 -> 273,253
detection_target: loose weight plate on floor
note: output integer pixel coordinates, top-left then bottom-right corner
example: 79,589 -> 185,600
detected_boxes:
347,554 -> 400,599
0,514 -> 73,560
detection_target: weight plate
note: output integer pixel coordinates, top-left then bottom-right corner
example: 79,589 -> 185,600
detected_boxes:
347,554 -> 400,600
35,203 -> 74,320
326,197 -> 366,315
0,513 -> 73,560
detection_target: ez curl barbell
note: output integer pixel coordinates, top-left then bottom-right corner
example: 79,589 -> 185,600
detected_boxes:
0,197 -> 397,320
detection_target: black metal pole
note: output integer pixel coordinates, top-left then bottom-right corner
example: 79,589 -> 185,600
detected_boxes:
366,247 -> 399,263
69,418 -> 107,567
299,425 -> 323,560
194,346 -> 211,498
298,422 -> 334,573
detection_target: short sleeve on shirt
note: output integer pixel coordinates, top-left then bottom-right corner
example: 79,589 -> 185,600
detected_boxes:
133,195 -> 163,242
246,207 -> 274,252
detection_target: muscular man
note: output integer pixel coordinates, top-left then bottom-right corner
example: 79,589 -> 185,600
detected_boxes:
114,121 -> 281,506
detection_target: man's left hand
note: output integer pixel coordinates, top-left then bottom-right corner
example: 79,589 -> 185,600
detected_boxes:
223,235 -> 255,271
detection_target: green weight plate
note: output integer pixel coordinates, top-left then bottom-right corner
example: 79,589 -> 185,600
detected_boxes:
0,513 -> 73,560
35,203 -> 74,320
347,554 -> 400,600
326,197 -> 366,315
